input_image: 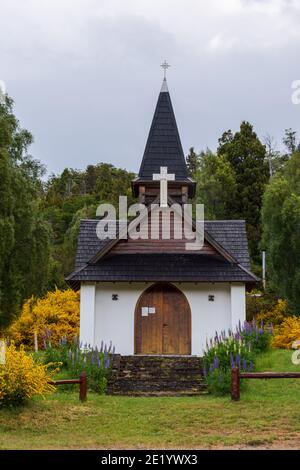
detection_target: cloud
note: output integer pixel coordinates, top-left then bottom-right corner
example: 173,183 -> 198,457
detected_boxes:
0,0 -> 300,174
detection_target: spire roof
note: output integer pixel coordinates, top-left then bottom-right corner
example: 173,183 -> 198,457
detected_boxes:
137,79 -> 189,182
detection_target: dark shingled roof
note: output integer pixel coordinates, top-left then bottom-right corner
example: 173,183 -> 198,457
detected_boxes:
68,254 -> 255,283
137,81 -> 189,182
66,219 -> 257,285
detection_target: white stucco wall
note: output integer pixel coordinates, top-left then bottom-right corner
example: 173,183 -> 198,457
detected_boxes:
80,283 -> 96,347
180,283 -> 231,355
230,284 -> 246,330
79,281 -> 246,356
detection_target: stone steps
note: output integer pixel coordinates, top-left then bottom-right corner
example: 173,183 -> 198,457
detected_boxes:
106,355 -> 207,396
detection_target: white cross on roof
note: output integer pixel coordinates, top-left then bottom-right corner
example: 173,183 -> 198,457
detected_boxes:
153,166 -> 175,207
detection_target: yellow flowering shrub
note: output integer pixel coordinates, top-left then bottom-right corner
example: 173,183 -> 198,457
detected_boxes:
256,299 -> 289,326
8,289 -> 80,349
0,343 -> 57,406
272,316 -> 300,349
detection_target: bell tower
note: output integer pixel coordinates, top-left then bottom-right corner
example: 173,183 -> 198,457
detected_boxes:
132,64 -> 196,206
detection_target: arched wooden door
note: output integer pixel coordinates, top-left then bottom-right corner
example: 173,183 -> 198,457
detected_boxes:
135,283 -> 191,355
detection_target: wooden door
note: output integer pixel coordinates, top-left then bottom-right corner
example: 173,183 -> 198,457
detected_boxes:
135,283 -> 191,355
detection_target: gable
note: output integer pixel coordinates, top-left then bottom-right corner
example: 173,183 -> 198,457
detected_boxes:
67,218 -> 258,286
108,210 -> 218,256
72,219 -> 252,270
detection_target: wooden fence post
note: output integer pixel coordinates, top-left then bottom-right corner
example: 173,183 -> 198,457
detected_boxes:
79,371 -> 87,402
231,367 -> 240,401
34,331 -> 38,352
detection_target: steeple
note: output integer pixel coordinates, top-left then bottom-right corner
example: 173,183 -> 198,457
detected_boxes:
132,74 -> 196,203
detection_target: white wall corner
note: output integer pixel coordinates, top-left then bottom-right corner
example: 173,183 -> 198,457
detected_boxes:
80,283 -> 96,348
230,283 -> 246,331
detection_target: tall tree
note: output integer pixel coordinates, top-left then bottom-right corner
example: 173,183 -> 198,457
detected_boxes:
194,149 -> 237,220
262,151 -> 300,313
283,128 -> 299,156
263,134 -> 286,177
0,96 -> 50,329
218,121 -> 269,260
43,162 -> 136,286
186,147 -> 200,176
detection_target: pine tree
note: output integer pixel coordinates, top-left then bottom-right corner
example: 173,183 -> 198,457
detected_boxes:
283,128 -> 298,156
186,147 -> 200,176
262,151 -> 300,313
0,97 -> 50,329
194,150 -> 237,220
218,121 -> 269,261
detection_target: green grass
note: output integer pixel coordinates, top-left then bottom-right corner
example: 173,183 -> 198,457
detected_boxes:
1,349 -> 300,450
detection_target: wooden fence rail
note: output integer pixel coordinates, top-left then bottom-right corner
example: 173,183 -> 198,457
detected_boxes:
49,371 -> 87,402
231,368 -> 300,401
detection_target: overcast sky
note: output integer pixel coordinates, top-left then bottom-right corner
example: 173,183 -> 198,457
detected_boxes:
1,0 -> 300,175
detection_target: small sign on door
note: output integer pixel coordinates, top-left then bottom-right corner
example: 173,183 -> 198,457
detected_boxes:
141,307 -> 149,317
141,307 -> 156,316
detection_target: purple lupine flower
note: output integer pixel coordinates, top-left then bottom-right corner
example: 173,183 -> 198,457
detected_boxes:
235,353 -> 241,368
242,359 -> 247,371
43,328 -> 52,340
249,361 -> 254,371
230,352 -> 235,369
234,332 -> 241,341
90,350 -> 94,365
100,340 -> 104,353
104,354 -> 110,369
213,356 -> 219,369
108,341 -> 112,353
96,353 -> 101,367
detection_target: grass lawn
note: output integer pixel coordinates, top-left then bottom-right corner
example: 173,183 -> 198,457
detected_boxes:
1,349 -> 300,450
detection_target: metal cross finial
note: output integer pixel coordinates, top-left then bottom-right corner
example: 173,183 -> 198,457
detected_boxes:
161,60 -> 170,79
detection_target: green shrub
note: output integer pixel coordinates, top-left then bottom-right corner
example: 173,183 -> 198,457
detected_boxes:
240,322 -> 272,353
44,337 -> 114,394
203,321 -> 272,396
206,369 -> 231,396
